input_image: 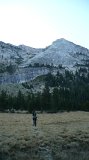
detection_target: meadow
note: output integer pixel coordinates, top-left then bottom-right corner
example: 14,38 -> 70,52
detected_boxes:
0,111 -> 89,160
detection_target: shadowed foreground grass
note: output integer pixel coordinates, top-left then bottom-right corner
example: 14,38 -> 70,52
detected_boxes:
0,111 -> 89,160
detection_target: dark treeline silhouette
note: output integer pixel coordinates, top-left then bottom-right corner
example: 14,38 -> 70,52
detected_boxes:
0,68 -> 89,112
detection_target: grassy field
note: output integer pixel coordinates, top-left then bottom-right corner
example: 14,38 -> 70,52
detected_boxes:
0,111 -> 89,160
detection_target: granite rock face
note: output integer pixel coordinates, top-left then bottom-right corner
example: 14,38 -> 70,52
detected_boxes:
0,67 -> 51,84
0,39 -> 89,84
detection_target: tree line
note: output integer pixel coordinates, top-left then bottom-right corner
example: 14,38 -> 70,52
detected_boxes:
0,68 -> 89,112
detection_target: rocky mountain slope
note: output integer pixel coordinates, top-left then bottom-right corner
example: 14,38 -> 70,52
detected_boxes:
0,38 -> 89,85
0,38 -> 89,70
29,38 -> 89,70
0,41 -> 42,69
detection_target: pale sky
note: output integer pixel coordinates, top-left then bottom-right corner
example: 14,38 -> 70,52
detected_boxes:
0,0 -> 89,49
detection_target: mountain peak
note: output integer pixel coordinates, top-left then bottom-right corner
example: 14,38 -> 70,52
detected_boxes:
51,38 -> 75,51
0,38 -> 89,72
29,38 -> 89,70
57,38 -> 67,41
52,38 -> 71,45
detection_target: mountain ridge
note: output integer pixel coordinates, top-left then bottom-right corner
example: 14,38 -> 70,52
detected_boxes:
28,38 -> 89,70
0,38 -> 89,92
0,38 -> 89,71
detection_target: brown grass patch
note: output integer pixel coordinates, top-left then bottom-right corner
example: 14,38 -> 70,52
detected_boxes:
0,111 -> 89,159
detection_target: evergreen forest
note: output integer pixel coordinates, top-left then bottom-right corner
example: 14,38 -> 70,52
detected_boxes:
0,67 -> 89,112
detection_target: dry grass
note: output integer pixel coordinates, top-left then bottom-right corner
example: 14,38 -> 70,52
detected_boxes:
0,111 -> 89,160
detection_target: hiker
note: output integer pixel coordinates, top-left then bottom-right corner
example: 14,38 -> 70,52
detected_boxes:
32,110 -> 37,126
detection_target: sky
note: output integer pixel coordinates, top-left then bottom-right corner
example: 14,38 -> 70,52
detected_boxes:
0,0 -> 89,49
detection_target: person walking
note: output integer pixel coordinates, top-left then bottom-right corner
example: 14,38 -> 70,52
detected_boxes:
32,110 -> 37,126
